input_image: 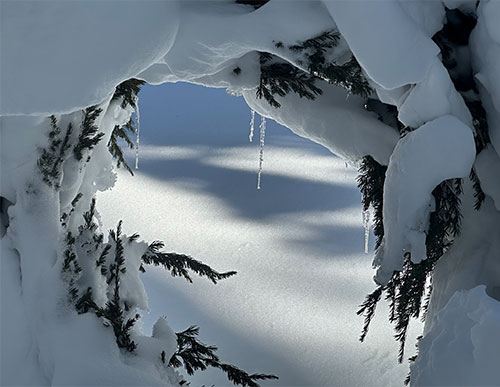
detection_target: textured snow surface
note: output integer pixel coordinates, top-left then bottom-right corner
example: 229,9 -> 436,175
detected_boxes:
411,286 -> 500,386
375,115 -> 475,284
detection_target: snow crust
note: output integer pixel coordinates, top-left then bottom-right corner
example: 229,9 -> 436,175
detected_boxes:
374,116 -> 475,284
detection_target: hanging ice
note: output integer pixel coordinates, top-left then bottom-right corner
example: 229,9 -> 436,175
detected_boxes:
257,115 -> 266,190
249,109 -> 255,143
363,209 -> 370,254
135,98 -> 141,170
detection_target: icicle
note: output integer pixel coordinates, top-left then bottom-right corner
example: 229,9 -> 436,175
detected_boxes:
363,208 -> 370,254
135,99 -> 140,170
249,109 -> 255,143
256,115 -> 266,190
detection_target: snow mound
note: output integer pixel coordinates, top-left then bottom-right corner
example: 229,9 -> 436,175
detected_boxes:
243,84 -> 399,165
411,285 -> 500,386
0,1 -> 179,115
324,0 -> 442,89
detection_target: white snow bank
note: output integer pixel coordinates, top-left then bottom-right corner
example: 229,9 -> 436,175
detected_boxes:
411,285 -> 500,386
243,84 -> 399,165
375,115 -> 475,284
398,58 -> 472,128
470,1 -> 500,157
0,1 -> 179,115
139,1 -> 335,86
323,0 -> 441,89
475,148 -> 500,211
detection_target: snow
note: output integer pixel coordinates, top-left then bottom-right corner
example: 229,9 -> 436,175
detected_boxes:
243,84 -> 399,165
375,115 -> 475,284
0,1 -> 179,115
475,147 -> 500,211
411,286 -> 500,386
398,57 -> 472,128
324,0 -> 442,89
470,1 -> 500,158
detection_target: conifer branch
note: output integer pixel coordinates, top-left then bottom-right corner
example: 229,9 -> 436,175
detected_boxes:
357,286 -> 383,342
108,121 -> 135,175
141,241 -> 237,284
469,168 -> 485,210
108,78 -> 146,174
357,156 -> 387,248
258,54 -> 322,108
235,0 -> 269,9
38,116 -> 73,189
358,177 -> 463,363
73,106 -> 104,161
112,79 -> 146,109
169,326 -> 278,386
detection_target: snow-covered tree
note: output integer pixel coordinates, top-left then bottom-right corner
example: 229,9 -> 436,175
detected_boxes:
1,0 -> 499,385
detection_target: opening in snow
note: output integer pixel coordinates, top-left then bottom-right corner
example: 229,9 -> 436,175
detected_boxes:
0,196 -> 13,238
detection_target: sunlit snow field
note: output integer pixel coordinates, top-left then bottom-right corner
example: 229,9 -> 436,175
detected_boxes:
97,83 -> 420,386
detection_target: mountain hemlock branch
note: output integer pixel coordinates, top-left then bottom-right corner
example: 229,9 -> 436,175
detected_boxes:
108,78 -> 147,175
37,115 -> 73,190
169,325 -> 278,387
254,30 -> 372,108
73,106 -> 105,162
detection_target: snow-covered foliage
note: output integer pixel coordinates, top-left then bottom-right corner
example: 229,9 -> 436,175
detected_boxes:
1,0 -> 500,385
